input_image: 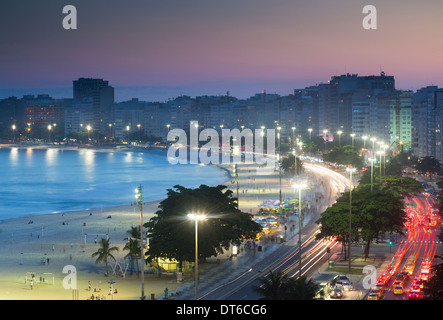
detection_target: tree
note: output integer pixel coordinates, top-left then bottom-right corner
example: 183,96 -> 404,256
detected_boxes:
315,193 -> 354,260
123,238 -> 141,276
286,276 -> 319,300
395,150 -> 418,168
351,185 -> 407,260
280,153 -> 303,177
316,185 -> 407,261
422,255 -> 443,300
145,184 -> 262,271
415,156 -> 442,179
123,226 -> 142,275
253,270 -> 318,300
91,238 -> 119,276
378,175 -> 424,197
323,146 -> 363,169
358,173 -> 424,196
253,270 -> 288,300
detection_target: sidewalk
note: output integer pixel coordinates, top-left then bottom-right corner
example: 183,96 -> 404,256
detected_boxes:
316,242 -> 394,300
164,213 -> 315,300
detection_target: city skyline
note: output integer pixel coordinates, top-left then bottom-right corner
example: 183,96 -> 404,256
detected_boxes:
1,0 -> 443,101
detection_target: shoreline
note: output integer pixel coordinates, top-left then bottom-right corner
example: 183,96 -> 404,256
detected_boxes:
0,143 -> 231,222
0,143 -> 288,300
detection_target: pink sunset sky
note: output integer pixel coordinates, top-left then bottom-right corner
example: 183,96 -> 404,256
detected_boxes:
1,0 -> 443,101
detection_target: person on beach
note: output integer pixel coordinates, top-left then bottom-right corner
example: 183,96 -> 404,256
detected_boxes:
30,280 -> 33,290
88,281 -> 91,291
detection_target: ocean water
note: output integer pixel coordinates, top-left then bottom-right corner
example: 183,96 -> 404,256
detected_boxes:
0,147 -> 227,220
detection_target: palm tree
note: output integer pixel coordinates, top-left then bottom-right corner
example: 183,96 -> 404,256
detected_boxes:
253,270 -> 319,300
124,225 -> 140,241
123,238 -> 140,276
286,276 -> 319,300
280,154 -> 303,178
253,270 -> 288,300
123,226 -> 143,276
91,238 -> 119,276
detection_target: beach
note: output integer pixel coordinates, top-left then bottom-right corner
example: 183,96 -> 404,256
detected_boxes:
0,145 -> 306,300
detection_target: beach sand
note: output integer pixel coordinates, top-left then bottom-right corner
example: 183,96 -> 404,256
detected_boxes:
0,146 -> 313,300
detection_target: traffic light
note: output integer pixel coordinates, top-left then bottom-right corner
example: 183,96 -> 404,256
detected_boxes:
388,240 -> 393,246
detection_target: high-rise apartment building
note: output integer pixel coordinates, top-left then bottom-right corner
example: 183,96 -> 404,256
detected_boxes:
318,72 -> 395,138
67,78 -> 114,135
22,94 -> 64,127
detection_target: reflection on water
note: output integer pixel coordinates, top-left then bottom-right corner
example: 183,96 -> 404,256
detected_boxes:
9,147 -> 18,166
82,150 -> 95,181
0,148 -> 226,219
46,148 -> 58,167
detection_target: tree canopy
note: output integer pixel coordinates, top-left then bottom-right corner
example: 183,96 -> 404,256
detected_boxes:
316,184 -> 408,261
415,156 -> 442,177
253,270 -> 319,300
323,146 -> 363,169
280,153 -> 303,177
145,184 -> 262,268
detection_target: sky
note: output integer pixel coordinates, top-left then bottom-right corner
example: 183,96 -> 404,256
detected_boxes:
1,0 -> 443,102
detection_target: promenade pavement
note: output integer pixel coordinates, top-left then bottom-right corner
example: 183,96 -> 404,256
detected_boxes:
151,210 -> 395,301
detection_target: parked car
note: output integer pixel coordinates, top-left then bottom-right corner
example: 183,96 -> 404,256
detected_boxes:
336,279 -> 354,291
330,287 -> 343,299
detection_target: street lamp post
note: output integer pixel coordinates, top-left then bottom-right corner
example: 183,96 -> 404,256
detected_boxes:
108,124 -> 113,140
137,124 -> 141,142
48,125 -> 52,143
86,125 -> 91,141
135,186 -> 145,300
346,167 -> 356,272
277,127 -> 282,216
381,145 -> 387,176
337,130 -> 343,147
362,136 -> 368,149
188,213 -> 206,300
377,151 -> 384,179
12,125 -> 16,144
350,133 -> 356,149
234,164 -> 239,208
368,158 -> 376,192
293,183 -> 307,277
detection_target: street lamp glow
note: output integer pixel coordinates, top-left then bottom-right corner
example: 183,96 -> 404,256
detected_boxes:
188,213 -> 207,221
346,167 -> 356,174
293,183 -> 307,191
